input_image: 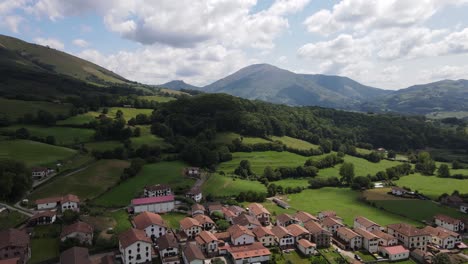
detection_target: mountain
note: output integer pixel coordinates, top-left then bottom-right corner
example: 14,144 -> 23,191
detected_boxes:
0,34 -> 130,85
361,79 -> 468,115
201,64 -> 390,108
157,80 -> 199,90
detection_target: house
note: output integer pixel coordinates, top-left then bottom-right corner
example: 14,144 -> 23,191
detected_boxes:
433,214 -> 465,232
232,213 -> 261,230
380,245 -> 409,261
318,211 -> 339,221
354,228 -> 379,253
297,239 -> 317,256
60,221 -> 94,245
252,226 -> 276,247
191,204 -> 205,217
440,194 -> 464,207
207,203 -> 223,215
60,194 -> 80,212
371,229 -> 398,247
35,196 -> 61,210
195,231 -> 219,257
391,187 -> 407,196
180,218 -> 202,239
156,232 -> 180,264
276,213 -> 299,227
222,207 -> 237,224
387,223 -> 431,250
228,205 -> 245,217
271,226 -> 294,248
214,232 -> 230,244
182,243 -> 205,264
460,203 -> 468,214
193,215 -> 215,231
321,217 -> 344,234
304,221 -> 331,248
410,249 -> 434,264
0,229 -> 30,264
228,225 -> 256,246
144,184 -> 172,197
286,224 -> 310,242
131,195 -> 175,214
28,210 -> 56,226
354,216 -> 381,232
118,228 -> 153,264
185,167 -> 201,178
272,198 -> 290,209
31,167 -> 49,180
227,242 -> 271,264
335,227 -> 362,250
421,226 -> 462,249
133,211 -> 167,240
248,203 -> 270,226
294,211 -> 318,224
60,246 -> 91,264
186,187 -> 202,203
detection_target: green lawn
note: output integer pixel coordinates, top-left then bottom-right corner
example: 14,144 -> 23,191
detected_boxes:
202,174 -> 267,196
108,210 -> 132,234
274,178 -> 310,189
139,95 -> 177,103
319,248 -> 345,264
29,159 -> 129,201
0,211 -> 27,229
104,107 -> 154,120
84,141 -> 123,152
131,125 -> 172,149
213,132 -> 270,145
275,251 -> 312,264
56,112 -> 98,125
395,173 -> 468,199
0,98 -> 71,120
0,125 -> 94,145
271,136 -> 319,150
29,238 -> 59,264
94,161 -> 194,207
0,139 -> 77,166
161,213 -> 186,229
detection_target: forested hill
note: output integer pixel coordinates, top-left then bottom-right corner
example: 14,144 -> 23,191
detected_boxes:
152,93 -> 468,152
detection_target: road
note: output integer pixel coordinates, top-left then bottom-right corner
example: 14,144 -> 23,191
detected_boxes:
331,244 -> 361,264
0,202 -> 33,217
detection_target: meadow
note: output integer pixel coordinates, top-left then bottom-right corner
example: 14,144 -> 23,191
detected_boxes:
202,174 -> 267,196
161,213 -> 186,229
270,136 -> 319,150
0,125 -> 94,145
84,141 -> 123,152
395,173 -> 468,199
56,112 -> 98,126
0,140 -> 77,166
29,238 -> 59,263
0,98 -> 71,120
213,132 -> 270,145
29,159 -> 129,201
138,95 -> 177,103
104,107 -> 153,120
0,211 -> 27,229
131,125 -> 172,149
93,161 -> 194,207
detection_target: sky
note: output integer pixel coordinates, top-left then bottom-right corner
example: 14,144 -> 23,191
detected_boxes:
1,0 -> 468,90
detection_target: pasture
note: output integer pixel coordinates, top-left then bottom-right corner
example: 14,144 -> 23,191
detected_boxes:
0,98 -> 71,120
29,159 -> 129,201
0,211 -> 27,229
93,161 -> 194,207
0,139 -> 77,166
395,173 -> 468,199
104,107 -> 153,120
0,125 -> 94,145
213,132 -> 270,145
139,95 -> 176,103
84,141 -> 123,152
161,213 -> 186,229
274,178 -> 310,189
56,112 -> 97,125
131,125 -> 172,149
270,136 -> 319,150
202,174 -> 267,196
30,238 -> 59,264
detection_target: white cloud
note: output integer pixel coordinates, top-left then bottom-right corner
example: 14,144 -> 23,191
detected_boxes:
2,15 -> 24,33
34,37 -> 65,50
419,65 -> 468,82
72,38 -> 89,48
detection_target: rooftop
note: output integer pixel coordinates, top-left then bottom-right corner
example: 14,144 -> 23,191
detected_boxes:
387,223 -> 429,237
298,239 -> 316,248
228,242 -> 271,260
355,216 -> 380,228
131,195 -> 174,206
133,211 -> 167,229
61,221 -> 93,238
382,245 -> 409,255
118,228 -> 151,248
180,217 -> 201,230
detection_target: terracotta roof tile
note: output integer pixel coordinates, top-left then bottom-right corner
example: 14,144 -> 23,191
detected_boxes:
144,184 -> 171,191
252,226 -> 275,238
60,246 -> 91,264
180,217 -> 201,230
354,216 -> 380,229
133,211 -> 167,229
248,203 -> 270,216
183,243 -> 205,261
354,228 -> 379,240
61,221 -> 93,238
228,242 -> 271,260
337,227 -> 361,240
371,229 -> 396,241
118,228 -> 151,248
196,231 -> 217,244
421,226 -> 460,239
156,232 -> 178,250
194,214 -> 214,225
228,225 -> 255,240
0,229 -> 29,249
233,213 -> 261,227
271,226 -> 291,239
322,217 -> 344,228
286,224 -> 309,237
295,211 -> 318,223
298,239 -> 316,248
434,214 -> 463,225
387,223 -> 429,237
304,221 -> 329,235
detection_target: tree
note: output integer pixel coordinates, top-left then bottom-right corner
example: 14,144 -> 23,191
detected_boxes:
46,135 -> 56,145
339,162 -> 355,185
437,164 -> 451,178
133,127 -> 141,137
433,253 -> 451,264
215,220 -> 230,231
62,210 -> 80,224
15,127 -> 30,139
387,150 -> 396,159
452,160 -> 463,169
319,139 -> 332,153
351,176 -> 371,190
234,160 -> 253,178
115,109 -> 123,118
0,160 -> 31,201
415,152 -> 436,175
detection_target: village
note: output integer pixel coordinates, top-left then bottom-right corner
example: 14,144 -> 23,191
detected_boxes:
1,167 -> 468,264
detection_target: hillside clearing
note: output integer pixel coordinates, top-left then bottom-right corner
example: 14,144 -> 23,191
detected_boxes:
131,125 -> 172,149
139,95 -> 176,103
213,132 -> 270,145
202,174 -> 267,196
395,173 -> 468,199
84,141 -> 123,152
0,125 -> 94,145
270,136 -> 319,150
0,98 -> 71,120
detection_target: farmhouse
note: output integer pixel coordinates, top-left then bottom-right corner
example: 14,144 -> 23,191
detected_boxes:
460,203 -> 468,214
195,231 -> 219,257
222,207 -> 237,223
421,226 -> 462,249
228,205 -> 245,216
31,167 -> 50,180
433,214 -> 465,232
193,214 -> 215,231
272,198 -> 290,209
387,223 -> 431,250
297,239 -> 317,256
410,249 -> 434,264
354,216 -> 381,231
354,228 -> 379,253
28,210 -> 56,226
0,229 -> 30,264
391,187 -> 407,196
276,213 -> 299,227
318,211 -> 338,220
131,195 -> 175,214
182,243 -> 205,264
271,226 -> 294,248
184,167 -> 201,178
440,194 -> 464,207
186,187 -> 202,203
286,224 -> 310,242
60,221 -> 94,245
59,247 -> 91,264
118,228 -> 153,264
371,229 -> 398,247
144,184 -> 172,197
156,232 -> 180,264
179,217 -> 202,239
228,225 -> 255,246
207,203 -> 223,215
252,226 -> 276,247
35,194 -> 80,212
321,217 -> 344,234
304,221 -> 332,248
191,204 -> 205,217
380,245 -> 409,261
335,227 -> 362,250
248,203 -> 271,226
133,211 -> 167,239
227,242 -> 271,264
294,211 -> 318,224
232,213 -> 261,230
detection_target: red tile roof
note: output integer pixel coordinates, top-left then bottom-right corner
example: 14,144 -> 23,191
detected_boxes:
371,229 -> 396,241
337,227 -> 361,240
434,214 -> 463,225
233,213 -> 261,227
228,242 -> 271,260
194,214 -> 215,225
387,223 -> 429,237
322,217 -> 344,228
180,217 -> 201,230
271,226 -> 291,239
61,194 -> 80,203
354,216 -> 380,228
421,226 -> 460,239
228,225 -> 255,240
354,228 -> 379,240
61,221 -> 93,238
144,184 -> 171,191
286,224 -> 309,237
248,203 -> 270,216
30,210 -> 56,220
252,226 -> 275,238
0,228 -> 30,249
295,211 -> 318,223
133,211 -> 166,229
304,221 -> 328,234
276,213 -> 296,225
0,258 -> 21,264
298,239 -> 316,248
191,203 -> 205,212
381,245 -> 409,255
119,228 -> 151,248
60,246 -> 91,264
196,231 -> 218,245
183,243 -> 205,262
35,196 -> 61,205
131,195 -> 174,206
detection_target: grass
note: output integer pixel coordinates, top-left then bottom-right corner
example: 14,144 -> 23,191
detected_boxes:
355,250 -> 376,261
84,141 -> 123,152
108,210 -> 132,234
0,139 -> 77,166
131,125 -> 172,149
0,211 -> 27,229
104,107 -> 153,120
94,161 -> 194,207
429,148 -> 468,163
275,251 -> 312,264
0,98 -> 71,120
274,178 -> 310,189
139,95 -> 177,103
56,112 -> 98,125
161,213 -> 186,229
0,125 -> 94,145
270,136 -> 319,150
213,132 -> 270,145
159,88 -> 190,96
29,159 -> 129,201
202,174 -> 267,196
395,173 -> 468,199
29,238 -> 59,263
319,248 -> 345,264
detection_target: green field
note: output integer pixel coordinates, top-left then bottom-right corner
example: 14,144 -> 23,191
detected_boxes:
94,161 -> 194,207
104,107 -> 153,120
84,141 -> 123,152
108,210 -> 132,234
161,213 -> 186,229
274,178 -> 310,189
30,159 -> 129,201
430,148 -> 468,163
0,98 -> 71,120
56,112 -> 98,125
0,211 -> 27,229
29,238 -> 59,263
159,88 -> 190,96
131,125 -> 172,149
0,125 -> 94,145
0,139 -> 77,166
139,95 -> 177,103
395,173 -> 468,199
213,132 -> 270,145
271,136 -> 319,150
202,174 -> 267,196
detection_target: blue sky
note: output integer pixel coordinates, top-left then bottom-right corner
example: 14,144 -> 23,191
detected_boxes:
1,0 -> 468,89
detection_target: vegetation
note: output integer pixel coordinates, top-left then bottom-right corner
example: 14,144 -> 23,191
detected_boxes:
138,95 -> 176,103
0,98 -> 71,121
30,238 -> 59,264
202,174 -> 266,196
395,173 -> 468,199
213,132 -> 270,145
271,135 -> 319,150
0,159 -> 32,201
0,211 -> 27,229
0,125 -> 94,145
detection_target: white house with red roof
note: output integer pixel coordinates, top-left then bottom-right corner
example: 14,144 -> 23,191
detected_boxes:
131,195 -> 175,214
179,217 -> 202,239
60,221 -> 94,245
297,239 -> 317,256
228,225 -> 256,246
118,228 -> 153,264
227,242 -> 271,264
133,212 -> 167,240
380,245 -> 409,261
433,214 -> 465,232
35,194 -> 80,212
